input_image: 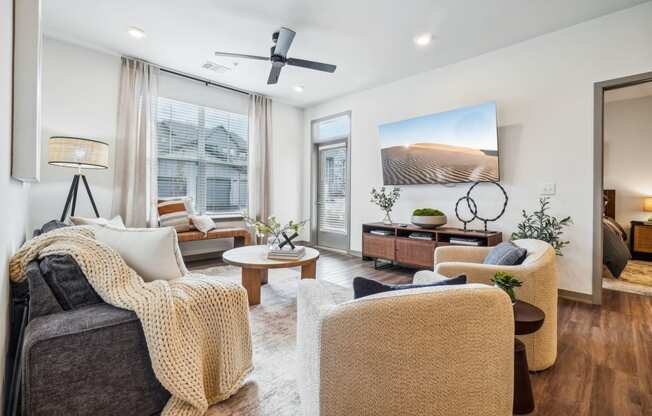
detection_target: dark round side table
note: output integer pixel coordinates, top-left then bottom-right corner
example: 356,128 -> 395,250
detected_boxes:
513,300 -> 545,415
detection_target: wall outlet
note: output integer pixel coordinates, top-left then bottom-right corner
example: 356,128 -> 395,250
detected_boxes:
541,182 -> 556,196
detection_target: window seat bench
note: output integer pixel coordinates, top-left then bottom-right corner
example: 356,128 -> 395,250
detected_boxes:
177,227 -> 252,247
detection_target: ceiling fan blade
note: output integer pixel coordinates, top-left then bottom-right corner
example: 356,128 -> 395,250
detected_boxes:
214,51 -> 269,61
273,27 -> 296,57
286,58 -> 336,73
267,65 -> 282,84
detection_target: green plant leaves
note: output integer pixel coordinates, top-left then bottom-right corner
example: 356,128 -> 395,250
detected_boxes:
370,186 -> 401,212
242,212 -> 308,239
491,271 -> 523,288
412,208 -> 445,216
511,197 -> 572,256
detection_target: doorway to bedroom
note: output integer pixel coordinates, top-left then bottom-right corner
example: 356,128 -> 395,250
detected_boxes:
597,76 -> 652,299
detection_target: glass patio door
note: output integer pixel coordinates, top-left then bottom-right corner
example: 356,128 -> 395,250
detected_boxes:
317,142 -> 348,249
317,142 -> 348,250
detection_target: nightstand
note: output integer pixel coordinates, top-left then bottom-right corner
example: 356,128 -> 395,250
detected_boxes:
630,221 -> 652,261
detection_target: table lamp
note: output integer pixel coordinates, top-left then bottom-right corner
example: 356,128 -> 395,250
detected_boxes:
644,197 -> 652,223
48,136 -> 109,221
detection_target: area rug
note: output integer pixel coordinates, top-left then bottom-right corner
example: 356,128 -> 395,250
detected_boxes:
602,260 -> 652,296
194,264 -> 349,416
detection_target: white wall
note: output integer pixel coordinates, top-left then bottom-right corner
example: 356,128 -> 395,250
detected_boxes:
304,3 -> 652,295
271,102 -> 305,227
0,0 -> 31,405
604,94 -> 652,234
29,37 -> 121,230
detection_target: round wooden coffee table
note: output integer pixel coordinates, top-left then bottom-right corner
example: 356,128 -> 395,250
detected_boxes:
222,245 -> 320,306
513,300 -> 545,415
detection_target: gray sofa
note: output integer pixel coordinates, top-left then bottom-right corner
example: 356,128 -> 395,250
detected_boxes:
10,259 -> 170,415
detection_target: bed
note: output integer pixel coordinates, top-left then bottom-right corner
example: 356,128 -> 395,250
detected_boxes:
603,189 -> 631,278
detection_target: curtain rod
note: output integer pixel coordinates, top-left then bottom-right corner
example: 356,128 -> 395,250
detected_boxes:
159,67 -> 252,96
123,55 -> 257,97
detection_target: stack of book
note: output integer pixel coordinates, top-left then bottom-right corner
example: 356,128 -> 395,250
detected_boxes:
369,229 -> 393,236
409,232 -> 432,240
267,246 -> 306,260
450,237 -> 482,246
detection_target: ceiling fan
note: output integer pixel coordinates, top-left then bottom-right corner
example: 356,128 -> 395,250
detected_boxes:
214,27 -> 336,85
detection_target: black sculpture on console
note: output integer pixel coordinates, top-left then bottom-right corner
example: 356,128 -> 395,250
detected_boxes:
454,181 -> 508,232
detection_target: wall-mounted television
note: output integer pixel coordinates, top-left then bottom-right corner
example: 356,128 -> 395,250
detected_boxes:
378,101 -> 499,185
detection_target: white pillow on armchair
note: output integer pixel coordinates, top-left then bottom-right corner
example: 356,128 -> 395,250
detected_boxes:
93,225 -> 188,281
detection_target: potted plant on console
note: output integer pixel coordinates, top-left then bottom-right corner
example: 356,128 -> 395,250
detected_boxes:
411,208 -> 447,228
370,187 -> 401,224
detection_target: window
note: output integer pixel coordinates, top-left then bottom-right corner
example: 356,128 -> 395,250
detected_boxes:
156,96 -> 248,215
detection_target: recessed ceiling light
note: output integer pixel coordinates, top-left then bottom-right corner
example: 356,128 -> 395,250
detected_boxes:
413,33 -> 433,47
293,85 -> 304,93
128,27 -> 146,39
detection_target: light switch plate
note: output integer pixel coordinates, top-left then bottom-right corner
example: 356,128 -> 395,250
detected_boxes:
541,183 -> 556,196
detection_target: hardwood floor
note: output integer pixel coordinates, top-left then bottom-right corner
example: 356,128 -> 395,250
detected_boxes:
188,249 -> 652,416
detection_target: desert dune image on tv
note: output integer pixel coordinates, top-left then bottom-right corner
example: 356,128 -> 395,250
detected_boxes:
378,101 -> 499,185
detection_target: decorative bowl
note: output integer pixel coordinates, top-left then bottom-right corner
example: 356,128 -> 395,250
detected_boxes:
411,215 -> 447,228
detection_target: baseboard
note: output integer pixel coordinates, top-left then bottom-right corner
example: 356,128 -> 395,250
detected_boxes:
183,251 -> 224,262
306,243 -> 362,258
313,245 -> 348,255
558,288 -> 594,304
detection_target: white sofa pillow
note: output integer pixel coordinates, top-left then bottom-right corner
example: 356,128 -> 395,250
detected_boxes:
70,215 -> 126,229
189,214 -> 216,235
94,225 -> 187,282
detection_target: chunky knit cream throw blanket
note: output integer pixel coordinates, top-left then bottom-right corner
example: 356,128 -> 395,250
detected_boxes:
9,227 -> 253,416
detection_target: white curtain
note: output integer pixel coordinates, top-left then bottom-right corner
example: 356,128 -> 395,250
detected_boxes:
112,57 -> 159,227
248,95 -> 272,222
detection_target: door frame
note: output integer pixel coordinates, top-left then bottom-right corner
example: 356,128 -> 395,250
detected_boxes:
310,111 -> 352,252
592,71 -> 652,305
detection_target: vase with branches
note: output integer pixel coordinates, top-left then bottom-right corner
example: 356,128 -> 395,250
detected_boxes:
370,187 -> 401,224
243,213 -> 308,248
511,197 -> 572,256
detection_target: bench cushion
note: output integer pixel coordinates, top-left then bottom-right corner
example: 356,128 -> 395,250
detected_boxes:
177,227 -> 251,243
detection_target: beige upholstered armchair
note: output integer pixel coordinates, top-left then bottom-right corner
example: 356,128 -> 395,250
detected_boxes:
414,239 -> 558,371
297,280 -> 515,416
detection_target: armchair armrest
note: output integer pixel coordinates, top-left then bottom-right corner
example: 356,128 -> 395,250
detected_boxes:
24,303 -> 137,345
23,304 -> 169,416
435,262 -> 525,285
434,245 -> 492,264
297,280 -> 345,415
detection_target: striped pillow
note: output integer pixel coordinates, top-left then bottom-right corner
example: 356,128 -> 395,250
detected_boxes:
157,198 -> 193,232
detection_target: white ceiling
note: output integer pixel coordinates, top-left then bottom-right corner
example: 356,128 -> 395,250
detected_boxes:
43,0 -> 647,108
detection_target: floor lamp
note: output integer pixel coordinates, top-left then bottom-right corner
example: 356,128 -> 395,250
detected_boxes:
48,136 -> 110,221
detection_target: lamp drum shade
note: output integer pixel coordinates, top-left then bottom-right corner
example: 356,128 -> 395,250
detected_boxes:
644,197 -> 652,213
48,137 -> 109,169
